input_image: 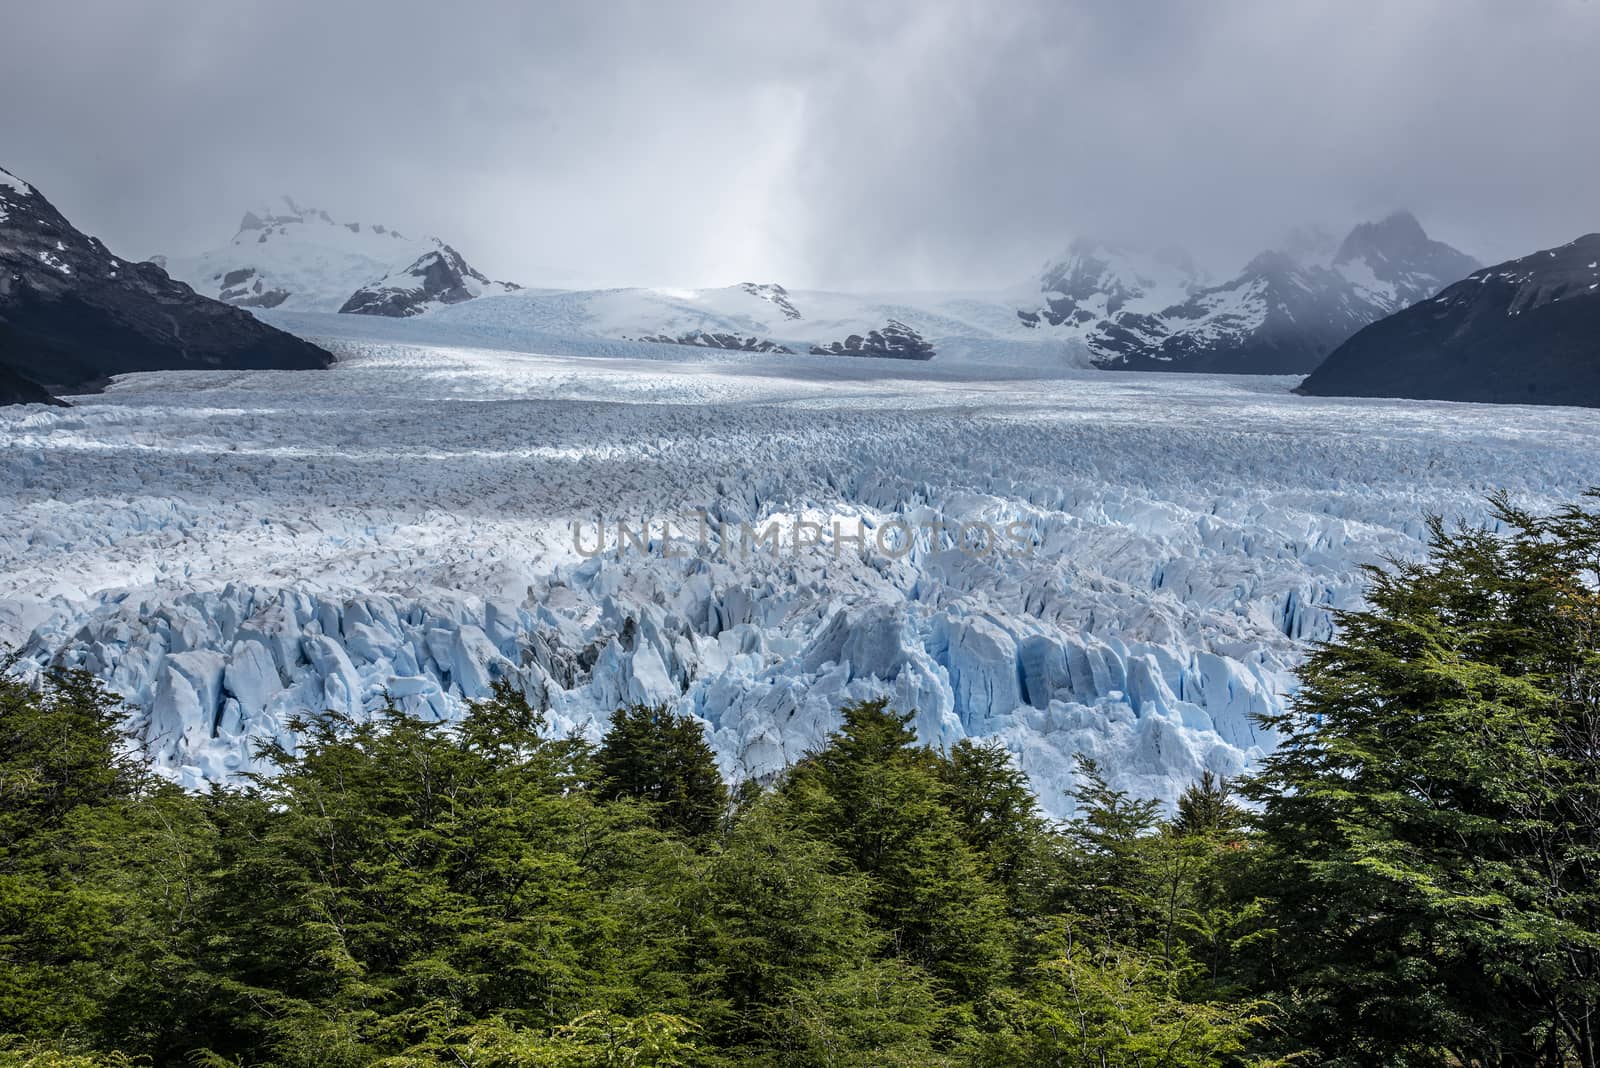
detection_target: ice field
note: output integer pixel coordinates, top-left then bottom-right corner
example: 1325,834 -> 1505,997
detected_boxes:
4,314 -> 1598,814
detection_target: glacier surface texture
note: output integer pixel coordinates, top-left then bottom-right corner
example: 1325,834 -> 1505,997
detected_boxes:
4,314 -> 1597,815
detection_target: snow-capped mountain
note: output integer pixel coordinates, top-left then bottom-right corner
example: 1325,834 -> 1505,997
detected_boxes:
340,244 -> 519,317
1300,232 -> 1600,406
1015,240 -> 1204,333
0,166 -> 331,404
1118,249 -> 1380,375
1330,213 -> 1481,307
156,197 -> 517,316
1018,212 -> 1479,374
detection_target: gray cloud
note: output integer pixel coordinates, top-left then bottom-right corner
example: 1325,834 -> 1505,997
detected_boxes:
4,0 -> 1596,290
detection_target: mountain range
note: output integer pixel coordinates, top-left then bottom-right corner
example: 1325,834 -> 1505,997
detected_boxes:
152,198 -> 1481,376
1016,212 -> 1481,374
154,198 -> 519,318
4,162 -> 1595,409
0,167 -> 331,403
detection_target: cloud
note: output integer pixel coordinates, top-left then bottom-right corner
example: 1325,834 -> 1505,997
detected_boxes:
3,0 -> 1596,290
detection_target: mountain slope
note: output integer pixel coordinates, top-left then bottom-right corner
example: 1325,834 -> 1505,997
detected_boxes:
1108,251 -> 1374,373
1019,213 -> 1479,374
340,244 -> 520,317
1299,234 -> 1600,406
0,361 -> 64,406
158,198 -> 517,315
0,166 -> 332,402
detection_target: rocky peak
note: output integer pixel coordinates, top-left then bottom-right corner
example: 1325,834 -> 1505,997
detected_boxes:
738,282 -> 802,320
236,197 -> 353,236
1240,248 -> 1310,279
810,319 -> 934,360
1334,210 -> 1429,262
1031,213 -> 1478,376
1332,210 -> 1479,306
157,197 -> 514,314
338,243 -> 518,318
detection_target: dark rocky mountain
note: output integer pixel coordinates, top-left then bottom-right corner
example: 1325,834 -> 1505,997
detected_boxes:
340,245 -> 520,317
636,330 -> 794,353
0,358 -> 64,406
1298,234 -> 1600,406
810,320 -> 935,360
0,166 -> 333,405
219,267 -> 290,308
1020,212 -> 1479,374
738,282 -> 801,320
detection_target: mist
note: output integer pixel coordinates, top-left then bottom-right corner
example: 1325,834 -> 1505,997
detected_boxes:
4,0 -> 1596,290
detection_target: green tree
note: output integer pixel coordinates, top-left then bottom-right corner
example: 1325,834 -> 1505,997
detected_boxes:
696,797 -> 958,1064
1060,759 -> 1255,1014
1246,495 -> 1600,1066
188,683 -> 685,1066
0,1038 -> 141,1068
375,1010 -> 703,1067
937,740 -> 1052,913
756,957 -> 951,1068
0,666 -> 150,1041
1173,772 -> 1245,839
596,705 -> 728,838
783,700 -> 1013,1000
703,800 -> 875,1021
1062,756 -> 1163,945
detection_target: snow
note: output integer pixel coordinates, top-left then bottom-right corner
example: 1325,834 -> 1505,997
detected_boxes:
1335,257 -> 1402,309
157,198 -> 466,312
349,250 -> 517,314
0,167 -> 31,196
4,312 -> 1598,815
0,166 -> 34,223
35,250 -> 71,274
427,281 -> 1068,356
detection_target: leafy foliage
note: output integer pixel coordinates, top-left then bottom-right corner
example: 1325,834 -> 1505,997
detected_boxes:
1244,494 -> 1600,1066
595,704 -> 728,837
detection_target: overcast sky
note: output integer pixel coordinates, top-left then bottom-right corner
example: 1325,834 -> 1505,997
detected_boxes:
4,0 -> 1597,290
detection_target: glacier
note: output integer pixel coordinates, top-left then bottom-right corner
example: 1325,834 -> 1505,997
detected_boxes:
3,314 -> 1598,815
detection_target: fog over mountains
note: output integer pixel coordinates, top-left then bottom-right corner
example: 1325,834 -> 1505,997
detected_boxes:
1018,212 -> 1481,374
